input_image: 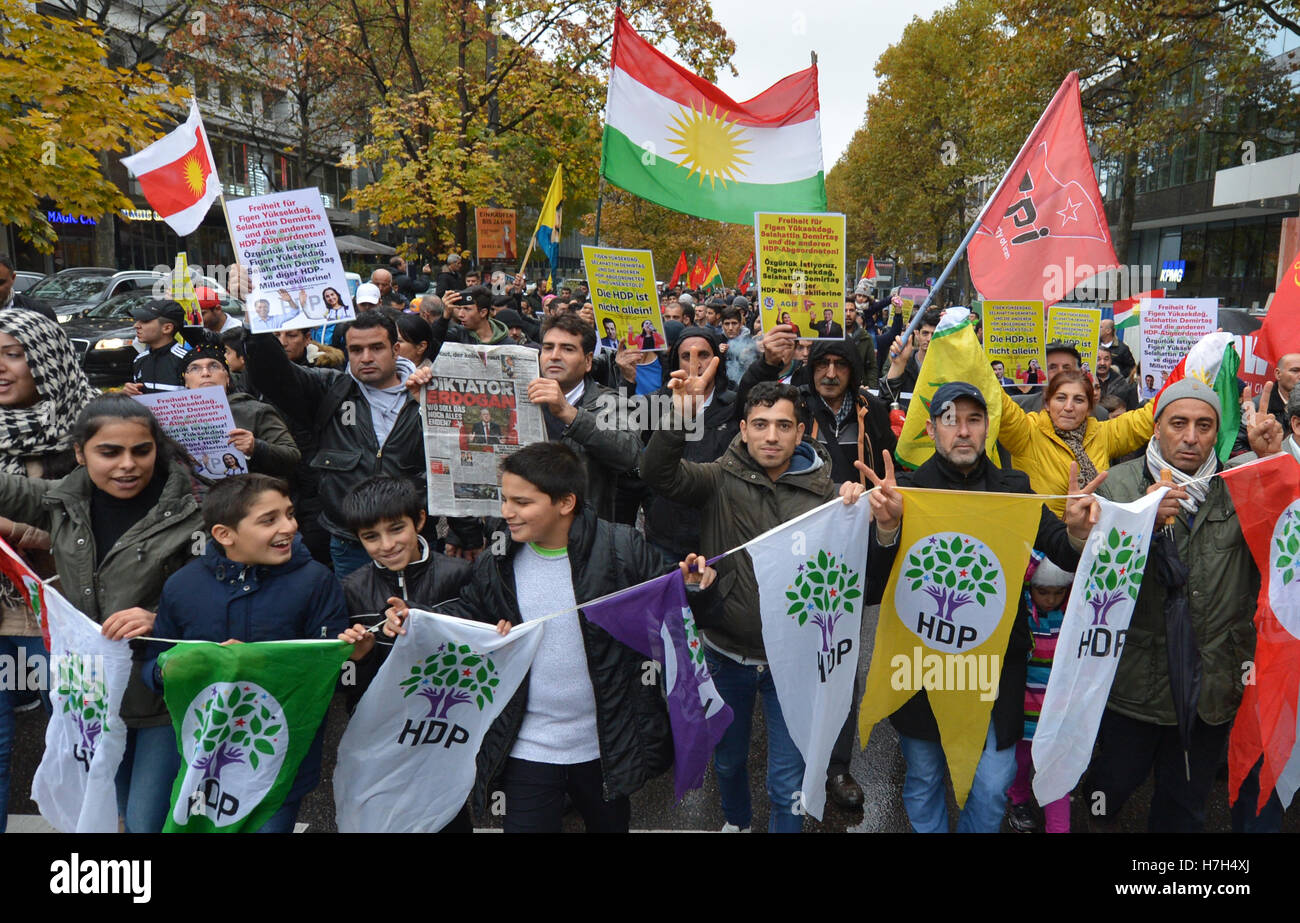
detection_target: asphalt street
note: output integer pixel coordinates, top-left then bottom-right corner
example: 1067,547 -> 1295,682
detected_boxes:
7,604 -> 1296,832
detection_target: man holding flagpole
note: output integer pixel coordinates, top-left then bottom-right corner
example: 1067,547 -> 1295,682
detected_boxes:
861,383 -> 1101,832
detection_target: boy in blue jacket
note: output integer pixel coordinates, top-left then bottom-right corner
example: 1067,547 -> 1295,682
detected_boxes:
143,473 -> 355,832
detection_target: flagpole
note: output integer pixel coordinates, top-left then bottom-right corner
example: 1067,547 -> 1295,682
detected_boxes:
897,72 -> 1077,345
593,176 -> 606,246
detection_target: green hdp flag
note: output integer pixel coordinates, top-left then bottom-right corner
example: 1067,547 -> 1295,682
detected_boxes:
159,640 -> 350,833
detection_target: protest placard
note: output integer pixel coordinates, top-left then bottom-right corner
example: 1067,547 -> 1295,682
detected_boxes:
754,212 -> 846,338
475,208 -> 518,261
893,286 -> 929,326
134,385 -> 246,480
226,187 -> 354,334
422,344 -> 544,516
1139,298 -> 1218,391
1047,305 -> 1102,372
582,245 -> 665,352
984,300 -> 1046,379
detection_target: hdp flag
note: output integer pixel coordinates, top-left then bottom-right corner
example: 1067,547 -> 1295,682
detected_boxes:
159,640 -> 350,832
1222,452 -> 1300,812
582,571 -> 733,800
334,611 -> 544,832
896,307 -> 1005,469
748,500 -> 869,820
531,165 -> 563,289
668,250 -> 689,288
1255,244 -> 1300,364
967,73 -> 1118,307
30,586 -> 132,833
601,9 -> 825,225
121,98 -> 220,237
860,488 -> 1042,806
1157,331 -> 1241,463
1031,490 -> 1166,804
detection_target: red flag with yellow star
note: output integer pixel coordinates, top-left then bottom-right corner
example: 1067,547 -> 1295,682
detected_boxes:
1256,244 -> 1300,364
122,99 -> 220,237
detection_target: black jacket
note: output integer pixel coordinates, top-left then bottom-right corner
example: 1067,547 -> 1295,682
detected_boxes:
444,508 -> 674,815
6,294 -> 57,322
1101,338 -> 1136,379
131,342 -> 189,393
243,333 -> 480,549
435,267 -> 465,297
392,270 -> 431,299
341,539 -> 473,710
866,453 -> 1081,749
1098,370 -> 1139,412
544,376 -> 642,523
737,337 -> 896,484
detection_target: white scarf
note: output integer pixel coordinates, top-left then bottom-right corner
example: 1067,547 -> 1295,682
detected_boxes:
1144,438 -> 1216,515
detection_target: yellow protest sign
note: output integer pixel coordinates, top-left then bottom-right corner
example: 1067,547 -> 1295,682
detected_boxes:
1046,305 -> 1101,373
171,253 -> 200,326
754,212 -> 846,338
581,245 -> 666,352
983,300 -> 1045,380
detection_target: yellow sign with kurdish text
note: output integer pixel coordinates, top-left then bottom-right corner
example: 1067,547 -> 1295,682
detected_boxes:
754,211 -> 846,338
582,245 -> 666,352
1046,305 -> 1101,373
859,488 -> 1042,807
984,300 -> 1046,379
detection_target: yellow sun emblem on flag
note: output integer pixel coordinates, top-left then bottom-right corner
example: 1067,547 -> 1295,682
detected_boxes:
182,154 -> 207,196
666,102 -> 751,189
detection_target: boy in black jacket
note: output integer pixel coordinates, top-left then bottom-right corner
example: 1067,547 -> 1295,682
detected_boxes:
383,442 -> 714,833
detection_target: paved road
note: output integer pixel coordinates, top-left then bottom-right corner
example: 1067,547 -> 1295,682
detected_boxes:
7,605 -> 1296,832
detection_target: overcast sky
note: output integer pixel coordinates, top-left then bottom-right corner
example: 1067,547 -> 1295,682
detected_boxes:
706,0 -> 953,171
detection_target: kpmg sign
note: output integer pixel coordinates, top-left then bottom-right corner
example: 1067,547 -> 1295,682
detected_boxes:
1158,259 -> 1186,284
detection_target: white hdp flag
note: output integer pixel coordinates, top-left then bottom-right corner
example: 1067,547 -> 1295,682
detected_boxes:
1032,489 -> 1166,804
31,587 -> 132,833
751,499 -> 870,820
334,610 -> 545,832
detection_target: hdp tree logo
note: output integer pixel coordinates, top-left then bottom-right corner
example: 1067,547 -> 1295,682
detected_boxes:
1085,527 -> 1145,625
895,532 -> 1006,651
1269,504 -> 1300,639
905,534 -> 999,619
400,642 -> 501,717
177,682 -> 287,826
785,549 -> 863,653
190,684 -> 282,781
54,654 -> 108,770
682,609 -> 706,671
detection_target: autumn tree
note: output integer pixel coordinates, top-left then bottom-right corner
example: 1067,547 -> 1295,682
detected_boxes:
0,0 -> 183,252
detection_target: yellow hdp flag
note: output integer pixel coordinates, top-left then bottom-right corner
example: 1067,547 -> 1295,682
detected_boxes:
171,252 -> 200,327
896,309 -> 1004,469
859,487 -> 1042,807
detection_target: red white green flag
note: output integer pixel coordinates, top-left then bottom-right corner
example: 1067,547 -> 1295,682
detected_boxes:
601,9 -> 826,225
1221,452 -> 1300,813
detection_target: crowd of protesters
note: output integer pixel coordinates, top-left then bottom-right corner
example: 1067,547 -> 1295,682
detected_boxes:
0,250 -> 1293,835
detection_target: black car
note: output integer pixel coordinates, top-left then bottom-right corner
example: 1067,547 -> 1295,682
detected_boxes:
62,290 -> 246,387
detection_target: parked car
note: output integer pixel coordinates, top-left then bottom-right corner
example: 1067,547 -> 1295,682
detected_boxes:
27,267 -> 229,323
13,271 -> 46,293
61,288 -> 244,387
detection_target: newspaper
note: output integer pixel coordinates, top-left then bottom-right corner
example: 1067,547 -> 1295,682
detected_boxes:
421,343 -> 544,516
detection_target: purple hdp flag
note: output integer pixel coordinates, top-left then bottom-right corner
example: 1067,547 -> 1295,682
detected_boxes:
581,571 -> 733,800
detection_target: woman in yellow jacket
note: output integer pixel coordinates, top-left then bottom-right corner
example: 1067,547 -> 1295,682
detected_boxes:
999,369 -> 1154,517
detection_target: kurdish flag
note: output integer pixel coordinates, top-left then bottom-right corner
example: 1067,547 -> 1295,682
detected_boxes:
121,99 -> 220,237
601,9 -> 826,225
1156,331 -> 1241,462
701,257 -> 723,291
160,640 -> 350,832
1113,289 -> 1163,332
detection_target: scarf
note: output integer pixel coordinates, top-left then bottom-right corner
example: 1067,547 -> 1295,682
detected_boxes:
0,309 -> 99,475
1145,438 -> 1216,515
1053,422 -> 1098,486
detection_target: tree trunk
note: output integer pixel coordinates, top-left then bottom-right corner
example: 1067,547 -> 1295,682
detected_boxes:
1115,146 -> 1139,266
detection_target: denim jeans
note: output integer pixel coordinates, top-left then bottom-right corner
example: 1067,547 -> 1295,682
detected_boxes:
114,723 -> 181,833
897,720 -> 1016,833
0,634 -> 48,834
255,797 -> 302,833
705,650 -> 805,833
329,536 -> 372,581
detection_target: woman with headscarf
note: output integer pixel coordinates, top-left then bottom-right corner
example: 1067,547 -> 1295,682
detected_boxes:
0,309 -> 98,833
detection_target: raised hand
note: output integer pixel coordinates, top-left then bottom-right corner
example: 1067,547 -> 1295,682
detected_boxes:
856,452 -> 902,534
1247,381 -> 1284,457
667,354 -> 720,418
1063,461 -> 1106,541
762,323 -> 796,368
